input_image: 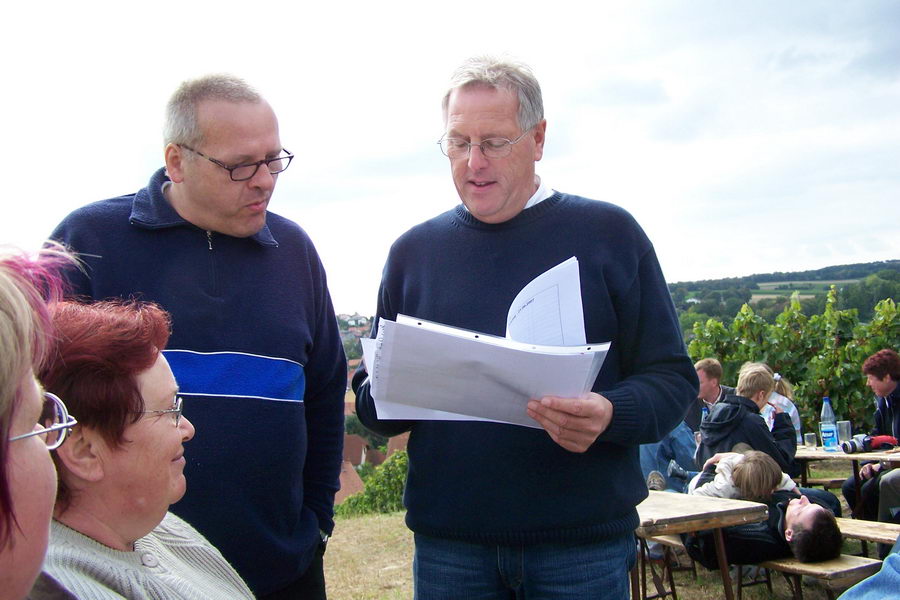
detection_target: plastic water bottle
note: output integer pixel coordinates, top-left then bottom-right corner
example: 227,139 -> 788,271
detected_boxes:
820,396 -> 839,452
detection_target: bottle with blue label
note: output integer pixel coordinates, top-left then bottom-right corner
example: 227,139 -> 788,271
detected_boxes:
820,396 -> 839,452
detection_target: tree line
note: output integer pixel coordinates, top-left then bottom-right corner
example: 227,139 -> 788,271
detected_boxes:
674,266 -> 900,336
689,287 -> 898,435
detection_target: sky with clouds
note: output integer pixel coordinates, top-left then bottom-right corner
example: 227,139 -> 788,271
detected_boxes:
2,1 -> 897,315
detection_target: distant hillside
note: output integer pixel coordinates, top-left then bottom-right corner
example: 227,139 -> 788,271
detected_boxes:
670,260 -> 899,335
669,260 -> 900,290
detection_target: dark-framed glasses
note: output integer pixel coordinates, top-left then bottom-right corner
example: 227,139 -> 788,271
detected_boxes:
437,128 -> 533,160
9,392 -> 78,451
139,396 -> 184,427
180,145 -> 294,181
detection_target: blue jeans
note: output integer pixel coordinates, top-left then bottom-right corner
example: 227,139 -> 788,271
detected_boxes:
639,421 -> 697,492
413,532 -> 636,599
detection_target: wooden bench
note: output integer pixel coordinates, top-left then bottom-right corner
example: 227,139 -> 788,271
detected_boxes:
835,517 -> 900,546
796,477 -> 845,490
635,534 -> 696,600
736,554 -> 882,600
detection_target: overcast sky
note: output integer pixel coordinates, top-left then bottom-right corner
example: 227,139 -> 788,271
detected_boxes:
2,1 -> 898,315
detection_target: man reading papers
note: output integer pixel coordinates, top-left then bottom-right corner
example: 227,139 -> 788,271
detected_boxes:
353,56 -> 697,599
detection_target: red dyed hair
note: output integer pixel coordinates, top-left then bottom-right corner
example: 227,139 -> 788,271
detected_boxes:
39,301 -> 171,510
0,245 -> 71,548
41,300 -> 171,445
862,349 -> 900,382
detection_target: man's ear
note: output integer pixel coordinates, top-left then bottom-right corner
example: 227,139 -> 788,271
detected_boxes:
164,143 -> 187,183
55,427 -> 106,483
532,119 -> 546,162
784,526 -> 795,542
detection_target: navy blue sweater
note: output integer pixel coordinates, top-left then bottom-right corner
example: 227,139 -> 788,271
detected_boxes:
354,193 -> 697,544
873,386 -> 900,438
51,168 -> 346,595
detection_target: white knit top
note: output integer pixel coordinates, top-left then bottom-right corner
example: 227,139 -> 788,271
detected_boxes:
43,512 -> 254,600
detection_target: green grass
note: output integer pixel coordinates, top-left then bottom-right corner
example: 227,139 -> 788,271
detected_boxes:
324,489 -> 856,600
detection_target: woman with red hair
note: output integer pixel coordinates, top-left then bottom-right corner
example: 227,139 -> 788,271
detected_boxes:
841,348 -> 900,554
38,300 -> 253,599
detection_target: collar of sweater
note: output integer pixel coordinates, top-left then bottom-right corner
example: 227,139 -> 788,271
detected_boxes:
128,167 -> 278,247
451,192 -> 564,230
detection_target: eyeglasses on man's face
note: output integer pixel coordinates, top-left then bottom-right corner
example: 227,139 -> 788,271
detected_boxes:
138,396 -> 184,427
180,145 -> 294,181
437,128 -> 533,160
9,392 -> 78,451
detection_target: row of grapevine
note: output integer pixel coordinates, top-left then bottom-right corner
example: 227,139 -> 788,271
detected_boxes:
688,287 -> 898,434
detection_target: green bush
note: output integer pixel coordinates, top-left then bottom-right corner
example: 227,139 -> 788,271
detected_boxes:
336,450 -> 408,517
689,288 -> 898,434
355,462 -> 375,482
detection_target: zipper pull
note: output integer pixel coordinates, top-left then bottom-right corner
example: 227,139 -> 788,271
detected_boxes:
206,231 -> 213,250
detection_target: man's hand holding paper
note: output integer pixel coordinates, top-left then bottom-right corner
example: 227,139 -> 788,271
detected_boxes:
527,392 -> 615,453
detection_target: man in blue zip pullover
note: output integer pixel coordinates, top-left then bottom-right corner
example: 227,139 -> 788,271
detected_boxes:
51,74 -> 346,600
353,56 -> 697,599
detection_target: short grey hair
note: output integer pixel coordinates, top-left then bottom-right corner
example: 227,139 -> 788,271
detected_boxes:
163,74 -> 261,147
442,56 -> 544,131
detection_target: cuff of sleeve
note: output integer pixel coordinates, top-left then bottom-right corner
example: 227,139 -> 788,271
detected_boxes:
597,390 -> 640,445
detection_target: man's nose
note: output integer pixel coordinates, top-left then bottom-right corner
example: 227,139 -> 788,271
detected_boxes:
249,164 -> 276,189
467,144 -> 489,170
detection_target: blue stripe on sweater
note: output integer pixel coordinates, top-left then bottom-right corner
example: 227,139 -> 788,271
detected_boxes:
163,349 -> 306,402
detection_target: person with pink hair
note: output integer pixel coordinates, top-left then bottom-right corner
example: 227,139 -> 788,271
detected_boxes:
0,247 -> 76,599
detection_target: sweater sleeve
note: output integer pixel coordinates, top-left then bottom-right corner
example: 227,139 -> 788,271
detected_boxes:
597,247 -> 699,446
352,285 -> 415,438
300,255 -> 347,535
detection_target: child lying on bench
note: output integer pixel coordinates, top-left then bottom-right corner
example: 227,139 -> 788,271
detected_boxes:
683,450 -> 843,568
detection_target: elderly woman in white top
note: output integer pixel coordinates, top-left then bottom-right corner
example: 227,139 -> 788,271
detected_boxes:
37,300 -> 252,600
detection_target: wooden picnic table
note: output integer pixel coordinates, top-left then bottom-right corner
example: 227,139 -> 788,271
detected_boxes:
795,446 -> 900,512
795,445 -> 900,467
633,491 -> 769,600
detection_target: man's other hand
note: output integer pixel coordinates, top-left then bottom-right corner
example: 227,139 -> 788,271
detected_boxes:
526,393 -> 613,453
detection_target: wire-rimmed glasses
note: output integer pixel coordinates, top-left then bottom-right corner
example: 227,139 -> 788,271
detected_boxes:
138,396 -> 184,427
180,145 -> 294,181
437,128 -> 533,160
9,392 -> 78,451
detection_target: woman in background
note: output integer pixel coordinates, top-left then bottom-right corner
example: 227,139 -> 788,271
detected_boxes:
760,369 -> 803,444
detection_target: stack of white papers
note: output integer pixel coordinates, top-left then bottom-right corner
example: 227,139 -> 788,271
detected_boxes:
361,257 -> 610,428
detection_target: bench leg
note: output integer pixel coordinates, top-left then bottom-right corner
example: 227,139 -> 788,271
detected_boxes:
637,537 -> 678,600
662,547 -> 678,600
782,573 -> 804,600
630,562 -> 640,600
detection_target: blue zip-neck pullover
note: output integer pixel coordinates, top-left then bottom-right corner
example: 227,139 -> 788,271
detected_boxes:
51,167 -> 346,595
